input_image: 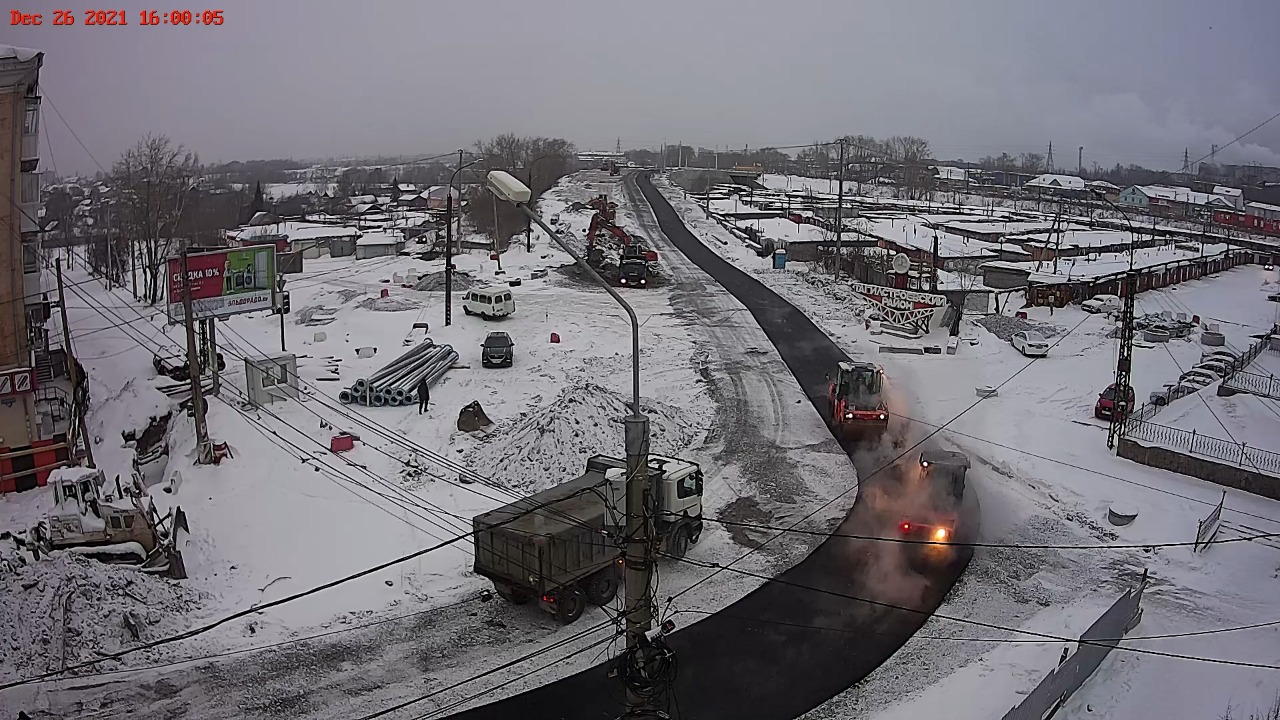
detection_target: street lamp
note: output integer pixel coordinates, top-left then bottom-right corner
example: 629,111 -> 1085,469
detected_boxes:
487,169 -> 655,717
444,155 -> 482,327
524,154 -> 561,252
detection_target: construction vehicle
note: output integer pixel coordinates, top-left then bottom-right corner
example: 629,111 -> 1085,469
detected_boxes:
583,194 -> 659,286
898,450 -> 969,567
30,467 -> 188,576
608,161 -> 620,176
473,454 -> 704,624
827,361 -> 889,439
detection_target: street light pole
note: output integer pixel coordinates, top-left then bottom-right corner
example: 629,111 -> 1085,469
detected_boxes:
444,152 -> 481,327
486,170 -> 655,718
525,154 -> 558,252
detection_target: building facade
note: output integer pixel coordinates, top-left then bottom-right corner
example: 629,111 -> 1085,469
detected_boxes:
0,46 -> 44,450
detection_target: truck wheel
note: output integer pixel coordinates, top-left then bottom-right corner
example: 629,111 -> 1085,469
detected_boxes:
668,527 -> 690,559
555,586 -> 586,624
584,570 -> 618,605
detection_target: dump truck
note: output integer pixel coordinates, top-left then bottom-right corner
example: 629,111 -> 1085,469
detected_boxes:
473,454 -> 704,624
898,450 -> 969,568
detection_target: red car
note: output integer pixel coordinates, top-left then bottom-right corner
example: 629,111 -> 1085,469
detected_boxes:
1094,383 -> 1135,420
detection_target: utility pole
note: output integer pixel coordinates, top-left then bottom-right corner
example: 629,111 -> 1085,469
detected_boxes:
834,138 -> 846,281
930,229 -> 939,293
180,248 -> 213,463
56,259 -> 94,468
1046,141 -> 1054,173
1078,146 -> 1084,176
276,275 -> 287,351
207,319 -> 221,396
1183,148 -> 1191,175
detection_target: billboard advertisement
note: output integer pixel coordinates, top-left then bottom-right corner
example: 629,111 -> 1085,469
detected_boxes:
167,245 -> 277,322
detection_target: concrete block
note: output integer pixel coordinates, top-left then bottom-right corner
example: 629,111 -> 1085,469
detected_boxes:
356,347 -> 377,359
313,332 -> 327,343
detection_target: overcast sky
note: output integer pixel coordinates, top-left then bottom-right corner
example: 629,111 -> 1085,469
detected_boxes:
10,0 -> 1280,175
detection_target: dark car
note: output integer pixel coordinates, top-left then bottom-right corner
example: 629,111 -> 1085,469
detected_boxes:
481,332 -> 514,368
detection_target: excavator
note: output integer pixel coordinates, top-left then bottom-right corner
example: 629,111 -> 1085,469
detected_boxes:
827,361 -> 889,439
584,194 -> 658,287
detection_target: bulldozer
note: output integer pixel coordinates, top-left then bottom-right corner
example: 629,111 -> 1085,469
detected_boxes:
30,467 -> 188,576
827,361 -> 889,439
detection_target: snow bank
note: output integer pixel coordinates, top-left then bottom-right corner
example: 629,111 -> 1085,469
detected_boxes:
0,554 -> 205,681
976,314 -> 1066,341
465,383 -> 701,492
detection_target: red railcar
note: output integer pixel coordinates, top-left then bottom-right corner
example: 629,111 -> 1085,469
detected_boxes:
1213,210 -> 1280,238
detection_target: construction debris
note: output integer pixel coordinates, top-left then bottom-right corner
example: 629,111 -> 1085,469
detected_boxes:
457,401 -> 493,432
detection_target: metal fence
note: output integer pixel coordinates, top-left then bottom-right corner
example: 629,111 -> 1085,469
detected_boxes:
1222,368 -> 1280,400
1123,418 -> 1280,476
1001,572 -> 1148,720
1195,491 -> 1227,553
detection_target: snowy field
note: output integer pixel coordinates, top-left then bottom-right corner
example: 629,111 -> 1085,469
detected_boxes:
652,174 -> 1280,720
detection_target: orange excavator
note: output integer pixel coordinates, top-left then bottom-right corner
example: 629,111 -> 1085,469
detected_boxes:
583,195 -> 658,287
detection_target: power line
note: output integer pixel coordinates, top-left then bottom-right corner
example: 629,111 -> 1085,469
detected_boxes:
353,618 -> 618,720
699,516 -> 1280,550
23,595 -> 484,687
666,555 -> 1280,670
668,607 -> 1280,644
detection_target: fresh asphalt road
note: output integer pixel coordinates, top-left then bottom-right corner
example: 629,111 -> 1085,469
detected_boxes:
443,173 -> 976,720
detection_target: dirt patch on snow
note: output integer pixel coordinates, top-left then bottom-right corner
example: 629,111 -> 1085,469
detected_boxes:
464,383 -> 701,493
414,271 -> 477,292
0,553 -> 206,681
975,314 -> 1064,341
356,296 -> 421,312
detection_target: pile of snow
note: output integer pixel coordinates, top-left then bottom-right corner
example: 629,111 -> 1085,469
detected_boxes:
414,270 -> 478,292
465,384 -> 701,492
976,314 -> 1064,341
0,554 -> 205,680
294,305 -> 339,325
356,296 -> 421,312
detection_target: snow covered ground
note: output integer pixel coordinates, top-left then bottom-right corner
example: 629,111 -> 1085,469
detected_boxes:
1,172 -> 856,718
652,174 -> 1280,720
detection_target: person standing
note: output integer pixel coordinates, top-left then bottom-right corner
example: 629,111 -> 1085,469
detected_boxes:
416,377 -> 430,414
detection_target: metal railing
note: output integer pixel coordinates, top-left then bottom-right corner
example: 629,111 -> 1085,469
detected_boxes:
1222,368 -> 1280,400
1124,417 -> 1280,476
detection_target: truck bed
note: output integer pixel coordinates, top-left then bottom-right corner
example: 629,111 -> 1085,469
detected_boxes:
473,455 -> 626,538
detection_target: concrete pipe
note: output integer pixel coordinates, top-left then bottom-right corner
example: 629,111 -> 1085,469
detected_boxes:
338,390 -> 354,404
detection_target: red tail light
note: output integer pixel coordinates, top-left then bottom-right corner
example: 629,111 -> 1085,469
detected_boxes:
899,522 -> 911,533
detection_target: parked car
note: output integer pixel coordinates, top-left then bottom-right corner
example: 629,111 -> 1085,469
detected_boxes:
1094,383 -> 1135,420
1081,294 -> 1122,314
463,287 -> 516,319
1194,358 -> 1231,376
1011,331 -> 1050,357
1180,367 -> 1220,384
480,332 -> 515,368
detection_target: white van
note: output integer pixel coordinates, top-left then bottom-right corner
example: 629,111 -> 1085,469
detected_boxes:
463,287 -> 516,319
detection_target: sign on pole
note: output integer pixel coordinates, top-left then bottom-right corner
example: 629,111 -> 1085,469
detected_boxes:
167,245 -> 278,322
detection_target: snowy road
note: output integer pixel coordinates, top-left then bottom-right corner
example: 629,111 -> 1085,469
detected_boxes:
435,173 -> 977,719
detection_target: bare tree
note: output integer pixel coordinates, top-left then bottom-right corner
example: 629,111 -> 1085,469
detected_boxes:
1019,152 -> 1045,173
466,134 -> 577,245
885,136 -> 934,201
112,134 -> 199,304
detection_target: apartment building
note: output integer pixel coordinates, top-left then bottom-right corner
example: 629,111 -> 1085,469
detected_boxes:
0,46 -> 46,459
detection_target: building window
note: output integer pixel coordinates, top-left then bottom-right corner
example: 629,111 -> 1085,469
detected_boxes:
23,100 -> 39,135
20,173 -> 39,204
22,243 -> 38,274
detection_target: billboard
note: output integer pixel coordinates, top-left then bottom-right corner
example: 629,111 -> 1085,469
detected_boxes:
167,245 -> 277,322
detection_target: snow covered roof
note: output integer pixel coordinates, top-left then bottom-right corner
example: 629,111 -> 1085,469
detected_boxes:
932,166 -> 969,182
348,195 -> 376,204
1131,185 -> 1234,207
350,203 -> 382,214
1025,174 -> 1087,191
1246,201 -> 1280,213
397,184 -> 417,193
1213,185 -> 1242,198
375,196 -> 392,205
0,45 -> 42,62
356,231 -> 402,246
230,221 -> 359,242
981,243 -> 1236,282
1087,180 -> 1119,190
423,186 -> 460,200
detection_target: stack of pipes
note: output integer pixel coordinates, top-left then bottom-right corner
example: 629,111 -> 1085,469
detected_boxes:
338,340 -> 458,406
